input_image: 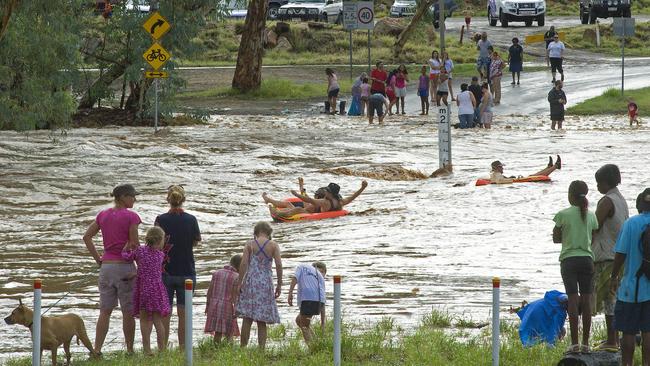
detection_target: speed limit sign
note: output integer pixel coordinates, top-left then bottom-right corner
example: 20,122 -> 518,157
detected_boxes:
356,2 -> 374,29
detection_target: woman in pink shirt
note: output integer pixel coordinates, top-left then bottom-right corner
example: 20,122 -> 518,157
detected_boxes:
394,64 -> 409,115
83,184 -> 141,355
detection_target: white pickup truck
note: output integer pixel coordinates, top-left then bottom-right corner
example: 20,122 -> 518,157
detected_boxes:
487,0 -> 546,27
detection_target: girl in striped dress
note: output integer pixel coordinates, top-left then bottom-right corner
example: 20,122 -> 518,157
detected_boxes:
205,254 -> 242,343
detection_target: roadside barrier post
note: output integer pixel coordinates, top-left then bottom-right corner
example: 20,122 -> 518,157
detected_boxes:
32,279 -> 42,366
492,277 -> 500,366
333,275 -> 342,366
184,279 -> 193,366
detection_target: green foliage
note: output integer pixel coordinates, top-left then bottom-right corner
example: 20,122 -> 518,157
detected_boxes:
568,86 -> 650,116
0,1 -> 86,130
564,21 -> 650,57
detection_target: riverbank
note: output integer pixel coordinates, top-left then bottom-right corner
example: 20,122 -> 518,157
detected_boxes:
6,310 -> 611,366
567,87 -> 650,116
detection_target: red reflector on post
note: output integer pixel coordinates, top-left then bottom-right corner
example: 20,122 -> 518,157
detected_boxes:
492,277 -> 500,288
34,279 -> 42,289
334,275 -> 341,284
185,279 -> 193,290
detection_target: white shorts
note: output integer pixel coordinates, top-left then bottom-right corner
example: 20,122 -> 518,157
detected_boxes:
395,87 -> 407,98
481,111 -> 493,124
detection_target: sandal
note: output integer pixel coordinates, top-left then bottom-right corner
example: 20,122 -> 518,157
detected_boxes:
565,344 -> 580,354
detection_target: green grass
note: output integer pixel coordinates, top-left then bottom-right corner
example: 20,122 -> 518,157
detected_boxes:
564,21 -> 650,57
567,87 -> 650,116
177,77 -> 354,100
8,309 -> 640,366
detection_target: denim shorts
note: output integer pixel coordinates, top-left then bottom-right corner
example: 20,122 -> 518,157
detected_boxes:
163,273 -> 196,307
614,300 -> 650,334
560,256 -> 594,295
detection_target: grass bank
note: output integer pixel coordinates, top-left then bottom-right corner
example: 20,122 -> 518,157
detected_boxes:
565,21 -> 650,57
567,87 -> 650,116
7,309 -> 636,366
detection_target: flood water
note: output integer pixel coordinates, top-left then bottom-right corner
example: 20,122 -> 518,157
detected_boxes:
1,113 -> 648,362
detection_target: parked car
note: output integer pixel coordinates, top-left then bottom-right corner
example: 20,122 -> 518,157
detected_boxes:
267,0 -> 290,19
227,0 -> 248,19
277,0 -> 328,21
390,0 -> 416,17
322,0 -> 343,23
125,0 -> 150,13
579,0 -> 631,24
431,0 -> 458,29
487,0 -> 545,27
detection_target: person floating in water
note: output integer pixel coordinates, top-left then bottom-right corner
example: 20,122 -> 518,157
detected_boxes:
489,156 -> 561,184
263,179 -> 368,217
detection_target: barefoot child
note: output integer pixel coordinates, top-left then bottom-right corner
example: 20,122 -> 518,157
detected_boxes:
205,254 -> 242,343
288,262 -> 327,344
236,222 -> 282,350
417,66 -> 430,115
627,98 -> 639,126
122,227 -> 171,354
553,181 -> 599,354
360,77 -> 370,116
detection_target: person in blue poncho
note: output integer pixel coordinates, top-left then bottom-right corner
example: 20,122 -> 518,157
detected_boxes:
513,290 -> 568,347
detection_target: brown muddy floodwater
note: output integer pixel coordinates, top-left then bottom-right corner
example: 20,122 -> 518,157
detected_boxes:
0,113 -> 648,361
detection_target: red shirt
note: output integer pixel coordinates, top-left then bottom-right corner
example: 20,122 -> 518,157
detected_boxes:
370,69 -> 387,93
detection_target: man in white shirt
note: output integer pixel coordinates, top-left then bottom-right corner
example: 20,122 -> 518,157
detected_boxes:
288,262 -> 327,344
476,32 -> 493,82
546,34 -> 565,83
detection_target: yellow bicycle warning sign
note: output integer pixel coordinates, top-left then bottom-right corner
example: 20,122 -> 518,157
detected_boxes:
142,42 -> 170,71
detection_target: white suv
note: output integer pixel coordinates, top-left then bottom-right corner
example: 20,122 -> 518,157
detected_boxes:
487,0 -> 546,27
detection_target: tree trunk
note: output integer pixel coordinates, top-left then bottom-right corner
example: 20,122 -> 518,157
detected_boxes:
393,0 -> 435,57
77,61 -> 127,109
232,0 -> 268,91
0,0 -> 20,42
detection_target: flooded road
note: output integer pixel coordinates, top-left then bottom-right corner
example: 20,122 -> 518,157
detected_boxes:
1,113 -> 649,361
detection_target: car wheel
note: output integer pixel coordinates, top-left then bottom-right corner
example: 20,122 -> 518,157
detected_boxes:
525,19 -> 532,26
267,5 -> 280,20
336,12 -> 342,24
488,8 -> 497,26
622,8 -> 631,17
320,13 -> 327,22
588,7 -> 596,23
537,14 -> 544,26
500,10 -> 508,27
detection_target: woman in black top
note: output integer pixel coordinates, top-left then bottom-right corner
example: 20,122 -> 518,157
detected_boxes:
155,185 -> 201,349
548,80 -> 567,130
508,37 -> 524,85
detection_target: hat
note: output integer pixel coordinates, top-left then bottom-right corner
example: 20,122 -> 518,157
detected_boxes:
111,184 -> 140,198
325,183 -> 342,199
636,188 -> 650,213
491,160 -> 505,169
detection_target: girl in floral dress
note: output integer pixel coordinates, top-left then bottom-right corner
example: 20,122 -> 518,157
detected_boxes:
205,254 -> 242,343
122,226 -> 171,354
236,222 -> 283,349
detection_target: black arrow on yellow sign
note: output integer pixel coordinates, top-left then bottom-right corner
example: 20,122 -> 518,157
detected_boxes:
150,19 -> 165,35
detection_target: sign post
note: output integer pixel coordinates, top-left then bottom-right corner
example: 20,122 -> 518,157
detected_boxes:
437,105 -> 451,169
142,11 -> 172,132
343,1 -> 374,79
613,17 -> 635,97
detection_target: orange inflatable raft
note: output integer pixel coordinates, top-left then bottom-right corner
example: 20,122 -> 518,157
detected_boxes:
269,197 -> 349,223
475,175 -> 551,186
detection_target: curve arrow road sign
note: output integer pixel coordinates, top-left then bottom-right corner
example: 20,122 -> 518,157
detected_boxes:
143,12 -> 171,40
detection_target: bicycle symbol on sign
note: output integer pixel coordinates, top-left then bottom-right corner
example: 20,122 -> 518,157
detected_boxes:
146,49 -> 167,62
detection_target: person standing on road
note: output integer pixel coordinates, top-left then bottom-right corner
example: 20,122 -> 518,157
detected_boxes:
544,26 -> 558,49
155,185 -> 202,350
456,83 -> 476,129
479,82 -> 493,129
591,164 -> 629,352
326,68 -> 340,115
468,76 -> 482,126
442,50 -> 455,101
417,65 -> 430,115
546,34 -> 565,83
548,80 -> 567,130
476,32 -> 492,83
489,51 -> 504,105
395,64 -> 409,115
428,50 -> 442,104
609,188 -> 650,366
508,37 -> 524,85
370,61 -> 388,96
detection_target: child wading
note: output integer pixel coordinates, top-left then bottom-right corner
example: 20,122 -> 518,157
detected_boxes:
553,180 -> 599,354
205,254 -> 242,343
122,227 -> 171,354
417,65 -> 429,115
288,262 -> 327,344
236,222 -> 282,349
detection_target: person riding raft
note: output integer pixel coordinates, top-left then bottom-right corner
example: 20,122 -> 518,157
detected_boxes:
263,180 -> 368,218
489,155 -> 562,184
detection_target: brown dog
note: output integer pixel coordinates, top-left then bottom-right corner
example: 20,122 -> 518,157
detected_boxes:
4,299 -> 97,365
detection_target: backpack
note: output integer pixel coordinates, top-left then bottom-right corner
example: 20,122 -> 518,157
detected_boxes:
634,224 -> 650,302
